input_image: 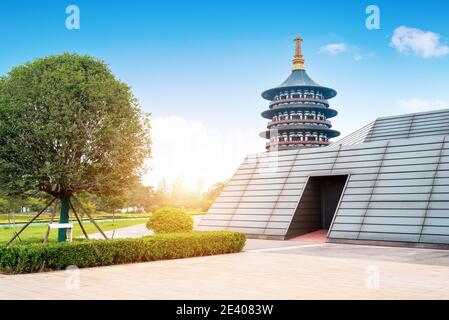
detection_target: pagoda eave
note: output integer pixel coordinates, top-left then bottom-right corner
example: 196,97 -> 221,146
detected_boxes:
260,127 -> 340,139
262,85 -> 337,101
261,106 -> 338,119
266,140 -> 331,148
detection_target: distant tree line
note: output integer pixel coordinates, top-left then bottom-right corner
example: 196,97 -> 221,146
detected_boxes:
0,179 -> 227,215
155,178 -> 227,212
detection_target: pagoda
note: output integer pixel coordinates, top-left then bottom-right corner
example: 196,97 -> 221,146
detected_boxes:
260,36 -> 340,150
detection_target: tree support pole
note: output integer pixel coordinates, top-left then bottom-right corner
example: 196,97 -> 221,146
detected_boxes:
73,196 -> 108,240
69,198 -> 89,240
6,197 -> 57,246
43,201 -> 58,244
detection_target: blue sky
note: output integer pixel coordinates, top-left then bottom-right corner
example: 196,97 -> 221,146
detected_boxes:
1,0 -> 449,187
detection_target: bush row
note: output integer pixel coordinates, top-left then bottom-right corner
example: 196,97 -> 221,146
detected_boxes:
0,231 -> 246,274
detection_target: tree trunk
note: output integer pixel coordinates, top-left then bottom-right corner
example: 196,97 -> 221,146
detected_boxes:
58,195 -> 70,242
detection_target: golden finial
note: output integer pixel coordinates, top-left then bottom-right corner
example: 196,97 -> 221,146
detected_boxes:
292,35 -> 305,70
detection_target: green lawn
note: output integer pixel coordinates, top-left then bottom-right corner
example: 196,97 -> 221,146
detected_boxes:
0,210 -> 204,225
0,212 -> 150,224
0,218 -> 147,244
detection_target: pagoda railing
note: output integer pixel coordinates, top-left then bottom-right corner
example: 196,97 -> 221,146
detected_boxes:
267,118 -> 331,127
266,140 -> 330,147
269,97 -> 329,107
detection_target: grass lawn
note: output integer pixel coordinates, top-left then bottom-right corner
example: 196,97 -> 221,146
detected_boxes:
0,213 -> 150,224
0,210 -> 204,225
0,218 -> 147,244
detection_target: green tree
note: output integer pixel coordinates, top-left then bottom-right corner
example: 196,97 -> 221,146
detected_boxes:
155,179 -> 169,207
24,196 -> 48,212
75,192 -> 96,215
169,175 -> 204,209
96,194 -> 129,213
201,181 -> 227,212
127,183 -> 158,212
0,195 -> 8,214
170,176 -> 186,206
0,53 -> 151,241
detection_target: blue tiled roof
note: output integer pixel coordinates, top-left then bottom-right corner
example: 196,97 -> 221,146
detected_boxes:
261,69 -> 337,100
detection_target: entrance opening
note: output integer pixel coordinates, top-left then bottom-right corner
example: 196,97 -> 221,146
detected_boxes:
286,175 -> 348,240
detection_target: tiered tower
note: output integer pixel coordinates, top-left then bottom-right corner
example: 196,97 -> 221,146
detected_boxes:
260,36 -> 340,150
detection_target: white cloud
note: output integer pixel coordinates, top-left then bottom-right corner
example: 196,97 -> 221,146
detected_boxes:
319,43 -> 348,56
395,98 -> 448,112
143,116 -> 263,189
391,26 -> 449,58
353,54 -> 363,61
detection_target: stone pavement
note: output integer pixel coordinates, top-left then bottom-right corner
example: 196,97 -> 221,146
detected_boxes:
1,238 -> 449,299
245,239 -> 449,266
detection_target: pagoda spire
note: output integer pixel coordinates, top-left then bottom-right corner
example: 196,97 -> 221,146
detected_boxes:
292,35 -> 305,70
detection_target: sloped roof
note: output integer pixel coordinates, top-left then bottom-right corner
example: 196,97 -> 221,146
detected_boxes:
333,108 -> 449,146
261,70 -> 337,100
197,134 -> 449,246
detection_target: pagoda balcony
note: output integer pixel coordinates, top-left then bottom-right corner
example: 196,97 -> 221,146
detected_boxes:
267,118 -> 331,128
266,140 -> 331,147
262,105 -> 338,120
269,97 -> 329,107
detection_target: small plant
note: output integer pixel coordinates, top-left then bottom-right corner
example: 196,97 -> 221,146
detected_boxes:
146,207 -> 193,234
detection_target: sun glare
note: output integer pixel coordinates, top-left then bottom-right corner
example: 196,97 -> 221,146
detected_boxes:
143,115 -> 263,190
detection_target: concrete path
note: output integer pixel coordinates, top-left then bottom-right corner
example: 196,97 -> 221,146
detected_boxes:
2,236 -> 449,299
88,215 -> 204,239
244,239 -> 449,267
1,246 -> 449,299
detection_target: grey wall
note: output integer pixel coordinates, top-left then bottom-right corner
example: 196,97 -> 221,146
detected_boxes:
334,109 -> 449,146
197,134 -> 449,245
196,149 -> 305,238
333,121 -> 374,146
329,135 -> 449,245
366,109 -> 449,142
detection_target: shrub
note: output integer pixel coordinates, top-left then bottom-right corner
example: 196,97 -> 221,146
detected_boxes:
0,231 -> 246,274
146,207 -> 193,234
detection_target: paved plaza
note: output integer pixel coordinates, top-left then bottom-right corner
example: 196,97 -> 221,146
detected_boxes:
1,235 -> 449,299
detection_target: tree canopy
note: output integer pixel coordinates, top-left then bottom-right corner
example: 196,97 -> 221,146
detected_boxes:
0,53 -> 151,199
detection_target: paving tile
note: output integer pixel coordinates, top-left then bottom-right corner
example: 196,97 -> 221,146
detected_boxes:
1,243 -> 449,299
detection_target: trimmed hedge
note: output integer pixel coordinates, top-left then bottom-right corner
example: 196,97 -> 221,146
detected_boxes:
0,231 -> 246,274
146,207 -> 193,234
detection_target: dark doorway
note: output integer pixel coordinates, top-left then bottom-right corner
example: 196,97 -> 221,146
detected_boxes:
286,175 -> 348,239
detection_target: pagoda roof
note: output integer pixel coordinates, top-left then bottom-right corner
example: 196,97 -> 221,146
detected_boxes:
261,69 -> 337,101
